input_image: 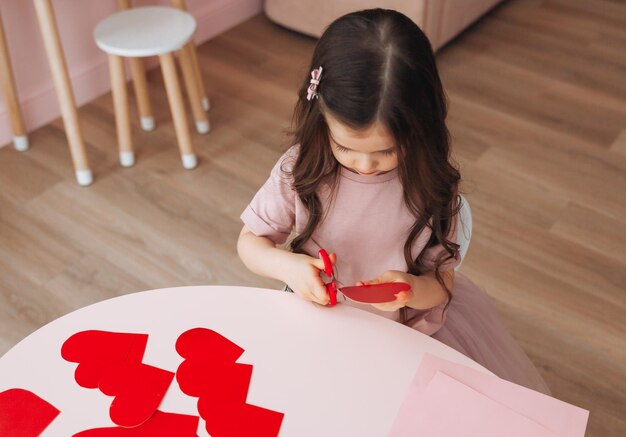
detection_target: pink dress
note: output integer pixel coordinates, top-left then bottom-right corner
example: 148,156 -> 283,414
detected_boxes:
241,146 -> 550,394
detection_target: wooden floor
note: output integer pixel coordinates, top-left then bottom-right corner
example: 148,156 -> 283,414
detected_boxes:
1,0 -> 625,434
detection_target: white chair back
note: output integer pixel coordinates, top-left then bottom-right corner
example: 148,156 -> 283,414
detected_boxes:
455,195 -> 472,271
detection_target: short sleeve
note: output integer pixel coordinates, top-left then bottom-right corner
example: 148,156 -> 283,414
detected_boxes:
420,208 -> 462,272
240,147 -> 298,245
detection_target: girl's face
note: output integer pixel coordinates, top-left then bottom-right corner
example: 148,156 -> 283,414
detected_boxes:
325,112 -> 398,176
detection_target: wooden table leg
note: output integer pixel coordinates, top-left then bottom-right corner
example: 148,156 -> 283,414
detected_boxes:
160,52 -> 196,170
170,0 -> 209,112
0,11 -> 28,151
33,0 -> 92,186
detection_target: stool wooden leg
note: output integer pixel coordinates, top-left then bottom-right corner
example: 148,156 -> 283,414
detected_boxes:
116,0 -> 154,132
179,43 -> 209,135
170,0 -> 210,112
33,0 -> 92,186
108,55 -> 134,167
0,12 -> 28,151
128,58 -> 155,132
159,52 -> 197,169
188,42 -> 210,111
116,0 -> 132,9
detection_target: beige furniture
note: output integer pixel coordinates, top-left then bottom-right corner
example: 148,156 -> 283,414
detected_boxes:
265,0 -> 503,52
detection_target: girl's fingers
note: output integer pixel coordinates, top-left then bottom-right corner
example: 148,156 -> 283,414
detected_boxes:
395,291 -> 411,301
372,302 -> 395,311
310,277 -> 330,304
311,257 -> 326,271
329,252 -> 337,264
373,302 -> 403,311
313,290 -> 330,304
300,290 -> 328,305
372,292 -> 412,311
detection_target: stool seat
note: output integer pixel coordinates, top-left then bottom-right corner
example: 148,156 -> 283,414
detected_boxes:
94,6 -> 196,57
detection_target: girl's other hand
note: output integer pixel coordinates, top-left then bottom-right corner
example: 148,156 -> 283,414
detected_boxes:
357,270 -> 414,312
283,252 -> 337,306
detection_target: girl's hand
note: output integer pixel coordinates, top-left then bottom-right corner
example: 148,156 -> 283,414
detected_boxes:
356,270 -> 414,312
283,252 -> 337,306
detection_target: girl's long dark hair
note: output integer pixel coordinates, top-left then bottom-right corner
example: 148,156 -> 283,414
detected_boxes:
289,9 -> 461,304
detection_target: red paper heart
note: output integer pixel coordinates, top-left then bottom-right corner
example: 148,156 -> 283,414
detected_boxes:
61,331 -> 148,389
177,360 -> 253,399
72,410 -> 199,436
201,402 -> 284,437
176,328 -> 244,362
340,282 -> 411,303
0,388 -> 60,436
175,328 -> 284,436
98,361 -> 174,428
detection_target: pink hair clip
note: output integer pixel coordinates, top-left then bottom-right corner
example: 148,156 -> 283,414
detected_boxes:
306,66 -> 323,101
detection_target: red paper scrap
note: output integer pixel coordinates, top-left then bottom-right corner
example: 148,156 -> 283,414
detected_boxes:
176,328 -> 244,362
174,327 -> 284,437
177,360 -> 253,399
72,410 -> 199,436
0,388 -> 60,436
201,402 -> 284,437
61,331 -> 148,389
99,361 -> 174,428
340,282 -> 411,303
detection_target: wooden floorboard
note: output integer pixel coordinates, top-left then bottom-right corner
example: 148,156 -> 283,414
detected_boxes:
0,0 -> 624,435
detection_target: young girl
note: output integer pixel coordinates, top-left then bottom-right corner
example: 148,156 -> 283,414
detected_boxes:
237,8 -> 550,394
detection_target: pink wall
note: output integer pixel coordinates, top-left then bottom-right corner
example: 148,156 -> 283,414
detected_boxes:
0,0 -> 263,148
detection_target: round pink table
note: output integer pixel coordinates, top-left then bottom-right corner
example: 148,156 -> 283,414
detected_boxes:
0,286 -> 488,436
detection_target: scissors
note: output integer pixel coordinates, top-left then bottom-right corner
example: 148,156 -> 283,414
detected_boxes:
318,249 -> 411,306
318,249 -> 338,307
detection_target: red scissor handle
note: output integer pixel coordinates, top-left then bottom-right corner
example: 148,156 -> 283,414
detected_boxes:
318,249 -> 337,307
319,249 -> 333,278
326,282 -> 337,307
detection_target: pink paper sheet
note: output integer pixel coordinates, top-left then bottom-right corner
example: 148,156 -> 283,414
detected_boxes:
391,371 -> 557,436
388,354 -> 589,437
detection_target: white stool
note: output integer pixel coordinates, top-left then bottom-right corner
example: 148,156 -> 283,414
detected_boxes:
94,6 -> 210,170
115,0 -> 211,135
455,195 -> 473,271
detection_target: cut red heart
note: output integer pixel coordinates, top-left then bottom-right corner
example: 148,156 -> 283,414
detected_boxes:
175,328 -> 244,362
98,361 -> 174,428
174,327 -> 284,436
61,331 -> 148,389
0,388 -> 60,436
177,360 -> 253,399
72,410 -> 199,436
201,402 -> 284,437
340,282 -> 411,303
